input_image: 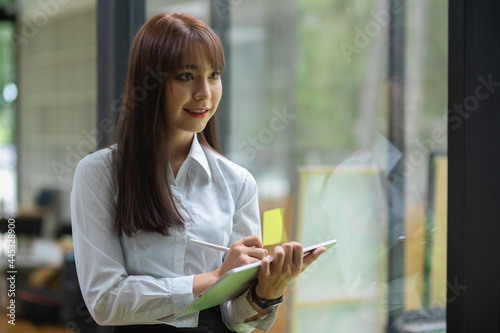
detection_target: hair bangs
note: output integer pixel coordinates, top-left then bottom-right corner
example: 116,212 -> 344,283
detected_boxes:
185,28 -> 226,73
160,14 -> 225,77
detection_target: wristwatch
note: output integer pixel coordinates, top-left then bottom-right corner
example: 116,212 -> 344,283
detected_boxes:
250,284 -> 284,310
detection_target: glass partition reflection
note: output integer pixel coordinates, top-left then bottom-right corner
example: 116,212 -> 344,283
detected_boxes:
227,1 -> 448,332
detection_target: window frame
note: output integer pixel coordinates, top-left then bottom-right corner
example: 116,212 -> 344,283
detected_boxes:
447,0 -> 500,332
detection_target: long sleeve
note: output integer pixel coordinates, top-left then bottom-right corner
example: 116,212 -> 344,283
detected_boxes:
220,169 -> 280,332
71,151 -> 196,326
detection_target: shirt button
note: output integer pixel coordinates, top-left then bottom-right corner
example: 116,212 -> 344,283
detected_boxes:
176,259 -> 183,266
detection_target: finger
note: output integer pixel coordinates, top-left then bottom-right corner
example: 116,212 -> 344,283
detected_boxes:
303,247 -> 326,269
292,243 -> 303,270
241,235 -> 264,248
259,255 -> 271,278
285,242 -> 303,274
281,243 -> 294,273
272,245 -> 285,273
247,247 -> 268,260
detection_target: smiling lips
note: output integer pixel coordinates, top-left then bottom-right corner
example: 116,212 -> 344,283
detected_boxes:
183,107 -> 210,118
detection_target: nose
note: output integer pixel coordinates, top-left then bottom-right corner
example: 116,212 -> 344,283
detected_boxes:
194,79 -> 212,101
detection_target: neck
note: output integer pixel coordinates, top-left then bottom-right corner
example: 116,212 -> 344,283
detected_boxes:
169,131 -> 195,177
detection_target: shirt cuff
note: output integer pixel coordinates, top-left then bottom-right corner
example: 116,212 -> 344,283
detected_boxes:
221,286 -> 280,333
152,275 -> 196,325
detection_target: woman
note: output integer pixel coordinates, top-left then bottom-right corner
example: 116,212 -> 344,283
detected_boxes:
71,13 -> 324,332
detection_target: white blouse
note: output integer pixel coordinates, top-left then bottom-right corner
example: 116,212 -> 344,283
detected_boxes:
70,134 -> 278,332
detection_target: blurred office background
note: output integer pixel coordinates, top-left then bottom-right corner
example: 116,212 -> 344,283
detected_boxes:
1,0 -> 497,332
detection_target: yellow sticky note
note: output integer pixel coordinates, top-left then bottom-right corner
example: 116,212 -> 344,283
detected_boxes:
262,208 -> 287,246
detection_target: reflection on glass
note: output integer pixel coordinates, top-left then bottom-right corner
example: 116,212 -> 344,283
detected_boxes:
228,0 -> 447,332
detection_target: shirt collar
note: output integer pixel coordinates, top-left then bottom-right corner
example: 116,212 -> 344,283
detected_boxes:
188,134 -> 212,181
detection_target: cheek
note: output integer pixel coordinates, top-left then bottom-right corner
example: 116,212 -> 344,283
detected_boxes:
165,86 -> 189,113
212,85 -> 223,103
168,84 -> 189,100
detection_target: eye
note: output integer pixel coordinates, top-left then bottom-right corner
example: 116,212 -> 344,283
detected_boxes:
177,72 -> 194,80
209,71 -> 221,80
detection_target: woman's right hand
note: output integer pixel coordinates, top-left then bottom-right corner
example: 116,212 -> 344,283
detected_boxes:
215,235 -> 268,278
193,235 -> 267,297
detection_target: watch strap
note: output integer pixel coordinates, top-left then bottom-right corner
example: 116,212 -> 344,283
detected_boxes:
250,284 -> 284,310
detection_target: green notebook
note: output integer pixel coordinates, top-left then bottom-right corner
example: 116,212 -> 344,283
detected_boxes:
174,239 -> 337,318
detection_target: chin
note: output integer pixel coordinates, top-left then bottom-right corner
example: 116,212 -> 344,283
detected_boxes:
186,124 -> 208,133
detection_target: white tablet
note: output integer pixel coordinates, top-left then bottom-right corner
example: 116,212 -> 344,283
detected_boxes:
173,239 -> 337,318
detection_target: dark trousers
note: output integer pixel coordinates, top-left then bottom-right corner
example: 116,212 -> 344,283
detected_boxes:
112,306 -> 234,333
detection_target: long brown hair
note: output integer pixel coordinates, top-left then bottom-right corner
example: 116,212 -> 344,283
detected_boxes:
113,13 -> 225,237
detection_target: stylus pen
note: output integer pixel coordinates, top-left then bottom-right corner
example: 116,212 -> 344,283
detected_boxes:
190,239 -> 230,253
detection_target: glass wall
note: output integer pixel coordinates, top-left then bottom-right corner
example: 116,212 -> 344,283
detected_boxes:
148,1 -> 448,331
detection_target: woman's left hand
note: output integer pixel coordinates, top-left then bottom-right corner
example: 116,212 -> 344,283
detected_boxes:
254,242 -> 325,300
